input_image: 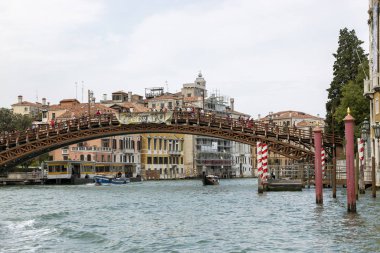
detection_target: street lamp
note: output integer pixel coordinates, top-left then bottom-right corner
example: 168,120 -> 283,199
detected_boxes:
362,118 -> 370,142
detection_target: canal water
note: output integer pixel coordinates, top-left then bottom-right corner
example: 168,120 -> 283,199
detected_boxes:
0,179 -> 379,253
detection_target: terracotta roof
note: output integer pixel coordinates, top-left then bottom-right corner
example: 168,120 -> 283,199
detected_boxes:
111,102 -> 149,113
60,99 -> 80,103
11,101 -> 41,107
50,103 -> 116,120
262,110 -> 323,120
183,96 -> 201,102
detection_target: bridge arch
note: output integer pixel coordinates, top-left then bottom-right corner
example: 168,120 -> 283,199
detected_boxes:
0,112 -> 339,170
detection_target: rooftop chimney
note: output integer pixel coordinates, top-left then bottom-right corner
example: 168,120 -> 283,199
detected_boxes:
18,95 -> 23,103
42,98 -> 46,106
230,98 -> 235,111
128,91 -> 132,102
103,94 -> 107,101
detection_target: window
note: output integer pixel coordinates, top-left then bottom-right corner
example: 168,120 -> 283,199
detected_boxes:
159,157 -> 163,164
87,154 -> 91,161
137,140 -> 141,150
131,140 -> 135,150
80,155 -> 84,161
52,113 -> 56,119
159,139 -> 162,150
154,139 -> 157,150
164,140 -> 167,150
160,103 -> 164,109
164,157 -> 168,164
112,139 -> 117,149
147,157 -> 152,164
102,139 -> 109,148
187,93 -> 191,97
160,169 -> 162,174
148,138 -> 151,149
153,157 -> 158,164
376,98 -> 379,114
24,107 -> 28,112
63,155 -> 68,161
181,157 -> 183,164
152,103 -> 156,108
168,102 -> 173,109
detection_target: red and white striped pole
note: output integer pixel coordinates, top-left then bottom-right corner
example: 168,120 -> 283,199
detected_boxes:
257,142 -> 263,193
358,138 -> 365,194
257,142 -> 263,178
262,143 -> 268,181
321,148 -> 325,178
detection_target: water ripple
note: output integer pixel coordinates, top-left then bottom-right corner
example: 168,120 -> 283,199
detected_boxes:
0,179 -> 379,252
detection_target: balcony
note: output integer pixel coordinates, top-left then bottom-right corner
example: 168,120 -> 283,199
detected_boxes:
363,79 -> 373,98
71,146 -> 112,152
168,150 -> 182,155
373,74 -> 380,92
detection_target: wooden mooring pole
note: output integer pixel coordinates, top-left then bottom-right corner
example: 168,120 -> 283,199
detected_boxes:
313,126 -> 323,204
332,156 -> 336,198
344,109 -> 356,212
372,156 -> 376,198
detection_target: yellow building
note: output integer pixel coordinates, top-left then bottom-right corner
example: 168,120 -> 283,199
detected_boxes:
140,133 -> 186,180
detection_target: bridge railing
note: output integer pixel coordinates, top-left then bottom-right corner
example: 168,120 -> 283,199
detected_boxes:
0,110 -> 341,152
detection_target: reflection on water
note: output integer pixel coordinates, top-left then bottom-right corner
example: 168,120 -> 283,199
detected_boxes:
0,179 -> 379,252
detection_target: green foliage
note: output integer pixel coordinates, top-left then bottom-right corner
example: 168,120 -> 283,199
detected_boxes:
325,28 -> 369,138
0,108 -> 33,132
334,81 -> 370,139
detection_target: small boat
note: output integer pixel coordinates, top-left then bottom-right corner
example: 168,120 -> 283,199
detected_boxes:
202,173 -> 219,186
94,175 -> 130,185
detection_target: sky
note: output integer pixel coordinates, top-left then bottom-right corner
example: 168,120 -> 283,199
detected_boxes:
0,0 -> 369,118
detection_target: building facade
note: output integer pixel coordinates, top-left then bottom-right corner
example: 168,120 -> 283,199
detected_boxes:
364,0 -> 380,186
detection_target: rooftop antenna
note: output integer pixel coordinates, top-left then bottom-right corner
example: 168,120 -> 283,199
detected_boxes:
81,81 -> 84,103
36,90 -> 38,102
75,82 -> 78,100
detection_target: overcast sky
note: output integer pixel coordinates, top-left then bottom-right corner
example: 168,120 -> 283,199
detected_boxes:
0,0 -> 369,118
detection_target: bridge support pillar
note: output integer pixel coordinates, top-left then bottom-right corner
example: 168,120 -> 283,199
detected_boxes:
344,109 -> 356,212
313,126 -> 323,204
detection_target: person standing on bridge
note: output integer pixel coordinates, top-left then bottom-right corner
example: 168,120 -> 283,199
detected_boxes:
50,119 -> 55,128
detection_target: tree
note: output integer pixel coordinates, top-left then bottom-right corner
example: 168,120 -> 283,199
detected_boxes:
0,108 -> 33,133
334,81 -> 370,139
325,28 -> 368,138
0,108 -> 14,132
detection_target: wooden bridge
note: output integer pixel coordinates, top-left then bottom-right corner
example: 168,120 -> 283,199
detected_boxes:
0,111 -> 342,171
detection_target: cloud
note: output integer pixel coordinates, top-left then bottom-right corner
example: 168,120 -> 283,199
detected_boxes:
0,0 -> 369,119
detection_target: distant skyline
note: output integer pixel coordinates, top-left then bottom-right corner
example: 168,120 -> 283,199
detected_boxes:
0,0 -> 369,118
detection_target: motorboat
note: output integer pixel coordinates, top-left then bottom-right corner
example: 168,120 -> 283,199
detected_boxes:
202,173 -> 219,186
94,175 -> 130,185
